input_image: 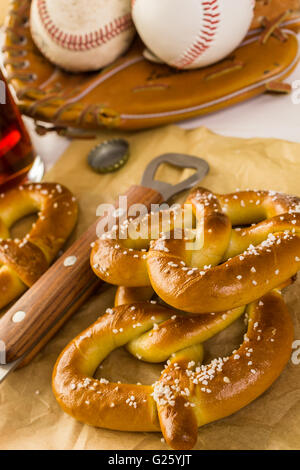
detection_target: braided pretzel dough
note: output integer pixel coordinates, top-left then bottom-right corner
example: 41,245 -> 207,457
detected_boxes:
0,182 -> 77,309
53,290 -> 293,450
115,285 -> 155,306
91,187 -> 300,314
91,206 -> 186,286
148,188 -> 300,313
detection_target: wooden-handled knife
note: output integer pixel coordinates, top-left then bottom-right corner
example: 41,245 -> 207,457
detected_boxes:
0,153 -> 209,382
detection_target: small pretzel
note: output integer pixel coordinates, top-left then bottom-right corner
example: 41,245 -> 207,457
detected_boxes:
0,182 -> 78,309
91,187 -> 300,314
53,290 -> 293,450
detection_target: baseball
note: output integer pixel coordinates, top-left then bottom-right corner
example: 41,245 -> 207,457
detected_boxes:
132,0 -> 255,69
30,0 -> 135,72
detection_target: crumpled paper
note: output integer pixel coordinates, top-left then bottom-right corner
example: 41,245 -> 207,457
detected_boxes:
0,125 -> 300,450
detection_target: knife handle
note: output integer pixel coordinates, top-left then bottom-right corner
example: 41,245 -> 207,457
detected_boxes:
0,185 -> 163,364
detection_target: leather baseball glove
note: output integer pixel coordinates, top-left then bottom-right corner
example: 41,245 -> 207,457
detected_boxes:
252,0 -> 300,30
3,0 -> 300,134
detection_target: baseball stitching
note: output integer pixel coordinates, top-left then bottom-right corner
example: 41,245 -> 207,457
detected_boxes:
173,0 -> 220,69
37,0 -> 134,52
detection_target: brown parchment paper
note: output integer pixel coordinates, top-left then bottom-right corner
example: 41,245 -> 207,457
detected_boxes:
0,125 -> 300,450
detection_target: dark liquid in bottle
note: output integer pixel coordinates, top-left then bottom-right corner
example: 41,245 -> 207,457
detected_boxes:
0,69 -> 34,188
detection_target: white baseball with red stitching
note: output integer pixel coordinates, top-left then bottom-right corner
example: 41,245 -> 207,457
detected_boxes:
30,0 -> 135,72
132,0 -> 255,69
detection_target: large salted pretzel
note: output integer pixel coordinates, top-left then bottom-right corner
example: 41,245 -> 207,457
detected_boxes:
0,182 -> 78,309
91,188 -> 300,314
53,288 -> 294,450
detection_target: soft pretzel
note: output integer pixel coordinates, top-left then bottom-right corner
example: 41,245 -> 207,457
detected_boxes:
91,204 -> 186,287
115,286 -> 155,306
53,289 -> 293,450
148,188 -> 300,313
91,187 -> 300,314
0,182 -> 78,309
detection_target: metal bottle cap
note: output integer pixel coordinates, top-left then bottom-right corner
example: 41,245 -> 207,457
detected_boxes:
87,138 -> 130,174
